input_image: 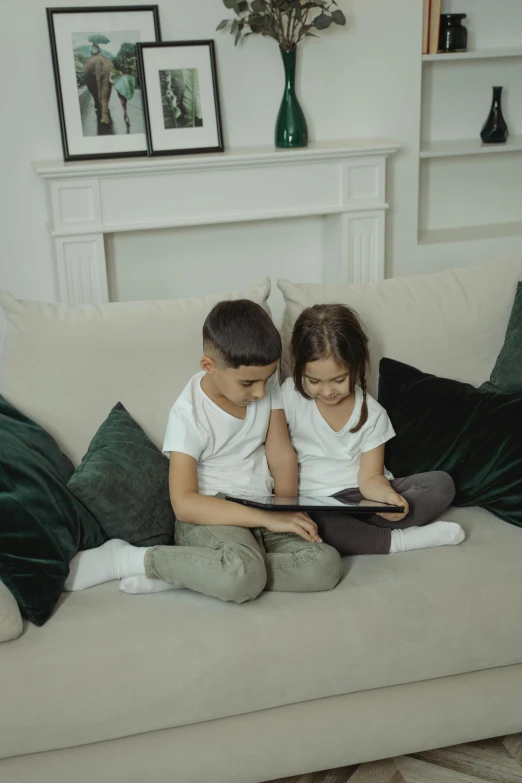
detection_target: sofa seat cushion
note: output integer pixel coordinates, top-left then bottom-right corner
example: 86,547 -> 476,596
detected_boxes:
0,279 -> 271,466
1,506 -> 522,760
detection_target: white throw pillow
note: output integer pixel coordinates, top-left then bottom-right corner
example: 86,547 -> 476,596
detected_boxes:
278,257 -> 522,394
0,580 -> 23,643
0,279 -> 271,465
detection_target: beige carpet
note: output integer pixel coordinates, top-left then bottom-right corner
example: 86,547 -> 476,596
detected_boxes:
265,734 -> 522,783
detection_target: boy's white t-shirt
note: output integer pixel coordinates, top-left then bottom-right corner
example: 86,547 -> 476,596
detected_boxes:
281,378 -> 395,496
163,371 -> 283,497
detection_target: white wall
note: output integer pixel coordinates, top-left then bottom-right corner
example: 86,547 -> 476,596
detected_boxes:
2,0 -> 522,323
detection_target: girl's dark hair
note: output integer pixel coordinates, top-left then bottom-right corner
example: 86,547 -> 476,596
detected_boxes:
291,304 -> 370,433
203,299 -> 281,368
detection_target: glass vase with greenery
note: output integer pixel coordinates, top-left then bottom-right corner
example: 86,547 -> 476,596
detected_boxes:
218,0 -> 346,148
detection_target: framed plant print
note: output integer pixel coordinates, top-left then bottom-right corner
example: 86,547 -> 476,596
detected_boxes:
138,41 -> 224,157
47,6 -> 161,161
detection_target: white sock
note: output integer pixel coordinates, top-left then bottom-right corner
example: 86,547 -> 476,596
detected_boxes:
120,575 -> 175,595
390,521 -> 465,554
64,540 -> 148,591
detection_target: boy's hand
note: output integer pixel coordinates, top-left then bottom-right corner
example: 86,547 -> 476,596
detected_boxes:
262,512 -> 322,543
377,491 -> 409,522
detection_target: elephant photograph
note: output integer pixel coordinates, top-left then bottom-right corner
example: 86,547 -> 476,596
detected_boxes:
72,30 -> 145,137
47,6 -> 159,160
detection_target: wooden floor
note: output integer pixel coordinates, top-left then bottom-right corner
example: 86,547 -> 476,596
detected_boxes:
265,734 -> 522,783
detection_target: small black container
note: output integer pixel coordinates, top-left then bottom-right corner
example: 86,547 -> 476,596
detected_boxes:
481,86 -> 509,144
439,14 -> 468,53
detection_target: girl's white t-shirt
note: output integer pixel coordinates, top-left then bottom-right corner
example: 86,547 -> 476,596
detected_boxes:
281,378 -> 395,496
163,371 -> 283,497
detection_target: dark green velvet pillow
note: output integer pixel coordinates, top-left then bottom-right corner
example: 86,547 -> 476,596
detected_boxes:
0,396 -> 73,483
0,396 -> 106,626
482,281 -> 522,394
378,359 -> 522,528
68,403 -> 174,546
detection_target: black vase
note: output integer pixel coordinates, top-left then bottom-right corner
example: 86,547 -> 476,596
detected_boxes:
481,86 -> 509,144
439,14 -> 468,53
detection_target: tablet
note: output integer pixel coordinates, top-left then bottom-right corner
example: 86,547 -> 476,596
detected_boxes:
226,495 -> 405,514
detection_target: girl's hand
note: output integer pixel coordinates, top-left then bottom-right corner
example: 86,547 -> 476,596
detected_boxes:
377,492 -> 409,522
261,511 -> 322,543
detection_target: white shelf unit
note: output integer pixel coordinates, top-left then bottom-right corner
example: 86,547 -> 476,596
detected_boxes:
420,222 -> 522,246
418,1 -> 522,245
420,135 -> 522,159
423,46 -> 522,62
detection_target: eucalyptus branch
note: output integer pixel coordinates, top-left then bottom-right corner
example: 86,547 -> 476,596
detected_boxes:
286,4 -> 294,48
298,2 -> 312,42
289,2 -> 300,46
275,2 -> 287,48
217,0 -> 346,49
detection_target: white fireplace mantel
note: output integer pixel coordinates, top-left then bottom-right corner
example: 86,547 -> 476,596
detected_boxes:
34,139 -> 400,305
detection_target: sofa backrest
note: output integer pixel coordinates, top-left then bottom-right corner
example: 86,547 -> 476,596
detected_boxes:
278,257 -> 522,393
2,258 -> 521,466
0,279 -> 270,466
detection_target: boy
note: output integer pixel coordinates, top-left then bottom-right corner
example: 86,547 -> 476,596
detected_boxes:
66,300 -> 343,602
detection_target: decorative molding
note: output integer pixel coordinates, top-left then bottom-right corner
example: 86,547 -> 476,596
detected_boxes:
34,140 -> 399,305
51,179 -> 102,235
349,214 -> 384,284
34,139 -> 400,179
55,235 -> 108,304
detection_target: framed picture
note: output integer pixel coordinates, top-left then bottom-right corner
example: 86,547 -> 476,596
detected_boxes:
138,40 -> 224,157
47,5 -> 161,161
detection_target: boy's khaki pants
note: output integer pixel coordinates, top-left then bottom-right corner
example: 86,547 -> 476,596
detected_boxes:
145,518 -> 343,604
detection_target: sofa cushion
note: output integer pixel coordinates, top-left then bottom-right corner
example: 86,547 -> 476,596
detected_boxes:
378,358 -> 522,528
0,395 -> 73,484
0,580 -> 23,643
0,279 -> 271,466
0,429 -> 106,627
278,257 -> 522,392
482,280 -> 522,395
1,506 -> 522,759
68,403 -> 174,546
0,396 -> 105,627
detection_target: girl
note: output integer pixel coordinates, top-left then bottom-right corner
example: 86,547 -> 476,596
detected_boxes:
282,304 -> 464,556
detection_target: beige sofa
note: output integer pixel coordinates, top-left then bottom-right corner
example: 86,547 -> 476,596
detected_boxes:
1,259 -> 522,783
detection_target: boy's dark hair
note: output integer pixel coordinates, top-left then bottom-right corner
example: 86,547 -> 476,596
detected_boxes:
203,299 -> 281,368
291,304 -> 370,433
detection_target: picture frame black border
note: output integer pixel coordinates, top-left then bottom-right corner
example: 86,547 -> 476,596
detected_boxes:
46,5 -> 161,162
137,40 -> 225,158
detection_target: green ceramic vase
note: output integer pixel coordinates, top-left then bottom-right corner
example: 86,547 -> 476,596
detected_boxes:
275,48 -> 308,149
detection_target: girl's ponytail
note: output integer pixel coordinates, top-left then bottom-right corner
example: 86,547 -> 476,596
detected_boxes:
351,366 -> 368,434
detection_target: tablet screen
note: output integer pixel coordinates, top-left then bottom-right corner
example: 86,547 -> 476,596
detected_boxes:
226,495 -> 404,513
